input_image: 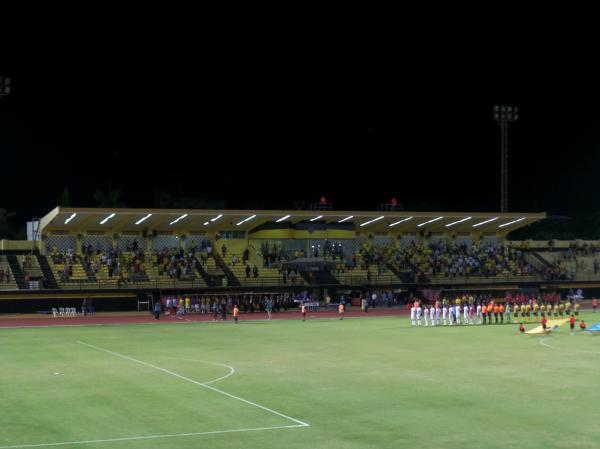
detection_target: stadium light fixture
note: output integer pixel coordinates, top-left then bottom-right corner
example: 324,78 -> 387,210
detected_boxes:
276,214 -> 291,223
338,215 -> 354,223
210,214 -> 223,222
310,215 -> 323,222
417,217 -> 443,227
360,216 -> 384,227
135,213 -> 152,225
100,213 -> 116,225
494,105 -> 519,213
64,213 -> 77,224
445,217 -> 472,227
236,214 -> 257,226
170,213 -> 188,225
389,216 -> 413,227
498,217 -> 526,228
472,217 -> 498,227
204,221 -> 210,226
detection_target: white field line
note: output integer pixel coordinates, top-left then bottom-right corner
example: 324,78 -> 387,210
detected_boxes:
0,343 -> 309,449
0,313 -> 401,330
540,336 -> 600,354
0,424 -> 306,449
75,341 -> 309,427
152,357 -> 236,385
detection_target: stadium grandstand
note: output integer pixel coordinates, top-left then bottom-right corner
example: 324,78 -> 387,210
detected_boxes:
5,206 -> 588,309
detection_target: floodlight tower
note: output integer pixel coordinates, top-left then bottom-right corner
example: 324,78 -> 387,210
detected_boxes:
494,105 -> 518,213
0,76 -> 11,100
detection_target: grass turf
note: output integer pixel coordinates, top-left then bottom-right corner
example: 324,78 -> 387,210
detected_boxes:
1,313 -> 600,449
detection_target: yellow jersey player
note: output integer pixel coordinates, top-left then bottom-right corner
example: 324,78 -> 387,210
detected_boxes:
558,302 -> 565,317
540,303 -> 546,315
533,303 -> 539,318
514,304 -> 520,318
574,302 -> 581,316
565,301 -> 571,315
553,303 -> 559,317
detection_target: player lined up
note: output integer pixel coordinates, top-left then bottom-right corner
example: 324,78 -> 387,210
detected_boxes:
410,300 -> 514,326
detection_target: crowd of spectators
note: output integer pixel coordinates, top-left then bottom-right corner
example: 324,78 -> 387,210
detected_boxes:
542,243 -> 600,280
393,241 -> 534,279
151,248 -> 198,280
160,292 -> 297,315
261,241 -> 284,265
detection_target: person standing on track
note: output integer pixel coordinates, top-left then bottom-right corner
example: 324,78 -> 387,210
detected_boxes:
266,298 -> 273,320
153,299 -> 162,320
233,304 -> 239,324
338,302 -> 345,320
212,300 -> 219,322
221,300 -> 227,321
301,302 -> 307,321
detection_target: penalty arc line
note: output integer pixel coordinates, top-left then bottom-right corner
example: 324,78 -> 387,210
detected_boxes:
150,358 -> 237,385
539,337 -> 600,354
75,341 -> 309,427
0,343 -> 310,448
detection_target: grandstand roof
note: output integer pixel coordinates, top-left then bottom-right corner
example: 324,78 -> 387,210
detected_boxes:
39,207 -> 546,235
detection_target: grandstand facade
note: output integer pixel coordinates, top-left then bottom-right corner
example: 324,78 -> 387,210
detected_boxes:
0,206 -> 551,297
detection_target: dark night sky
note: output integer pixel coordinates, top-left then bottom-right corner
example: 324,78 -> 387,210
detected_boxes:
1,50 -> 599,225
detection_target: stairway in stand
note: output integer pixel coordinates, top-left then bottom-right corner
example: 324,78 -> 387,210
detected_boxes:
6,255 -> 26,289
36,254 -> 58,289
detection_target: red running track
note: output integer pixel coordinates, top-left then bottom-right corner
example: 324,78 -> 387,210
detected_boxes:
0,308 -> 408,328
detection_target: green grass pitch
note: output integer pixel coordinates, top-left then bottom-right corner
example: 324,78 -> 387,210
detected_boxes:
1,313 -> 600,449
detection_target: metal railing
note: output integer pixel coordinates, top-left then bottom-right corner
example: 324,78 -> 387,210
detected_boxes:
54,276 -> 307,290
17,271 -> 600,292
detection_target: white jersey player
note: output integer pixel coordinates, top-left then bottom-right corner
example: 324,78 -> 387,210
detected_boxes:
410,306 -> 416,326
424,307 -> 429,326
416,305 -> 422,326
435,306 -> 441,325
463,305 -> 469,324
430,306 -> 436,326
476,303 -> 482,324
453,305 -> 460,325
447,306 -> 453,325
